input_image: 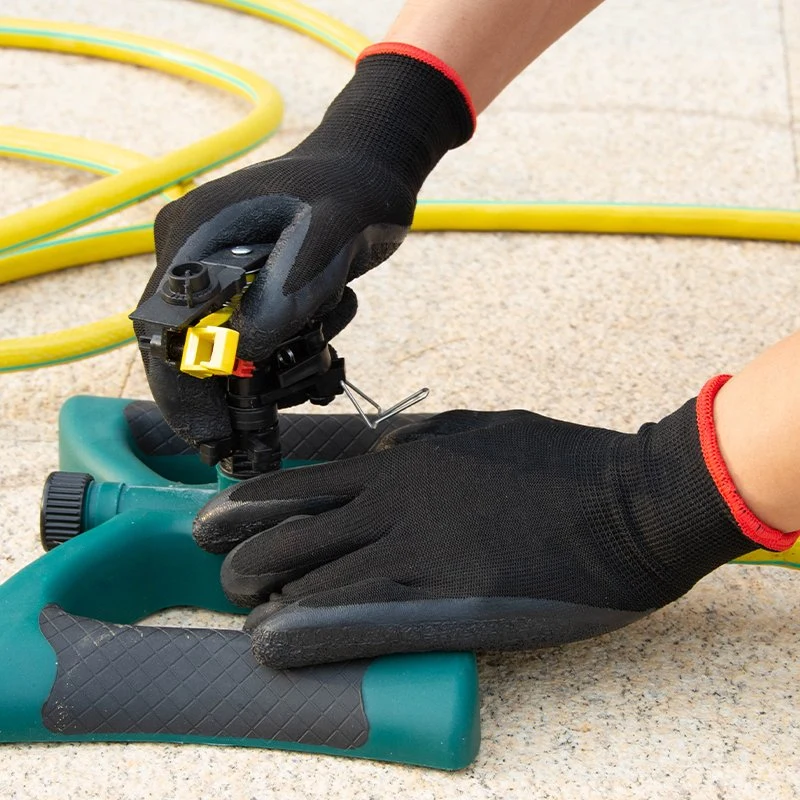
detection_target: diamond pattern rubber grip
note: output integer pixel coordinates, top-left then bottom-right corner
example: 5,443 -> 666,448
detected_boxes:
124,400 -> 425,461
277,412 -> 426,461
39,605 -> 369,748
124,401 -> 196,456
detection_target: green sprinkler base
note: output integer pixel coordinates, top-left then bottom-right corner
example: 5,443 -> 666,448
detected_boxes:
0,396 -> 480,770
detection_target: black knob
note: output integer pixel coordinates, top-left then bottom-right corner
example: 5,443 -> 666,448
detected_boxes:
161,262 -> 213,307
40,472 -> 94,551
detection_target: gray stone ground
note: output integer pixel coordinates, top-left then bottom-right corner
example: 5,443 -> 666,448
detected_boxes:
1,1 -> 800,797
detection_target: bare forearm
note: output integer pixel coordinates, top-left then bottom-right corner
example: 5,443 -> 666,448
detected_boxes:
383,0 -> 604,114
714,330 -> 800,532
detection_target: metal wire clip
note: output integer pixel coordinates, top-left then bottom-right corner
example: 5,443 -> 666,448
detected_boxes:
341,380 -> 429,430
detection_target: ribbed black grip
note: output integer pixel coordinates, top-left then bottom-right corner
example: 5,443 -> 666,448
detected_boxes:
39,605 -> 370,748
40,472 -> 94,551
124,400 -> 425,461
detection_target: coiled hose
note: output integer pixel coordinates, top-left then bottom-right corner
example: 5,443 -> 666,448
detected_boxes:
1,0 -> 799,371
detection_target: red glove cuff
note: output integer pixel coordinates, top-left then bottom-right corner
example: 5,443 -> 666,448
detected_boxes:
697,374 -> 800,551
357,42 -> 477,130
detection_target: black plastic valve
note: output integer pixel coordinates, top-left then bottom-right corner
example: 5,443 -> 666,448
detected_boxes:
163,262 -> 213,307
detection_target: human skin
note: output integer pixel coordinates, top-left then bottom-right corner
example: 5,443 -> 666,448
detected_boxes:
714,331 -> 800,533
384,0 -> 606,113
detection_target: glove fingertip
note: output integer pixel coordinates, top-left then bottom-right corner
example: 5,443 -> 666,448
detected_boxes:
250,614 -> 405,669
250,621 -> 333,670
248,593 -> 403,668
320,286 -> 358,341
145,358 -> 231,446
192,525 -> 234,555
221,558 -> 307,609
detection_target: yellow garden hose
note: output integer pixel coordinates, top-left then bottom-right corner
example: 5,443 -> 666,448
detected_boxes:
0,126 -> 189,282
1,0 -> 800,373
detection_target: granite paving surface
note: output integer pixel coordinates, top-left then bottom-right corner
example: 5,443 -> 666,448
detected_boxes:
1,1 -> 799,797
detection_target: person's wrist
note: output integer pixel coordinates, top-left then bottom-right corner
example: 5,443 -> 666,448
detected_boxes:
357,42 -> 477,129
700,374 -> 800,549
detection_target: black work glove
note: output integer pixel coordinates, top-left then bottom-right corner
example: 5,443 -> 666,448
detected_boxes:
194,376 -> 794,668
135,45 -> 474,446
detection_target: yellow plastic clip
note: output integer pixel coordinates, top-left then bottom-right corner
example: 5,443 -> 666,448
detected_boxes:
180,307 -> 239,378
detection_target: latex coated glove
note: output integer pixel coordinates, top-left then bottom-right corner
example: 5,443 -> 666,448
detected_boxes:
194,376 -> 798,668
135,44 -> 475,446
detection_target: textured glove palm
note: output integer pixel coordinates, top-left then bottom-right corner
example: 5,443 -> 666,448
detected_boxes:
194,385 -> 763,669
136,50 -> 473,445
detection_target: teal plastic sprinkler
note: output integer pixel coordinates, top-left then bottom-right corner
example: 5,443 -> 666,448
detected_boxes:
0,244 -> 480,770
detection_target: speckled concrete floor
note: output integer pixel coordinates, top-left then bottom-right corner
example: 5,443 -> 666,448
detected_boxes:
2,1 -> 800,797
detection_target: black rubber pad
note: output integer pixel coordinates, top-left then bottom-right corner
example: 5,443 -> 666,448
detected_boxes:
124,401 -> 197,457
277,412 -> 425,461
39,605 -> 369,748
125,399 -> 424,461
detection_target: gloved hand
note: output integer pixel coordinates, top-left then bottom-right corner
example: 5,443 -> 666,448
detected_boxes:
194,375 -> 798,668
134,44 -> 474,446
